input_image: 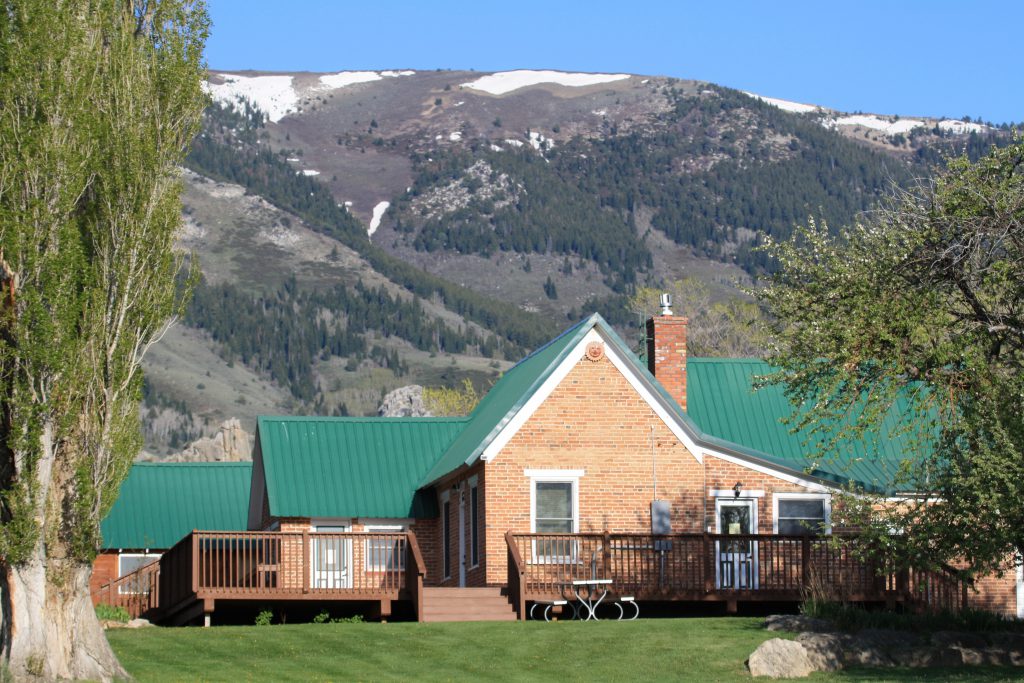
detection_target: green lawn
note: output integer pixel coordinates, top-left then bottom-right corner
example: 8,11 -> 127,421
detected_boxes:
106,618 -> 1022,682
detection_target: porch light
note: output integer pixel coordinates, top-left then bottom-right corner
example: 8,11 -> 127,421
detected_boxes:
733,482 -> 742,498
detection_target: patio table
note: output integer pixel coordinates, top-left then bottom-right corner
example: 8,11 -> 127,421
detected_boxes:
569,578 -> 613,621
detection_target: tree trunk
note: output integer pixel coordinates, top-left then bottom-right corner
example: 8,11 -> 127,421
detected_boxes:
1,553 -> 127,682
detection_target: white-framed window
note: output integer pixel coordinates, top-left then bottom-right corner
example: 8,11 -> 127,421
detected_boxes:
527,469 -> 583,563
773,493 -> 831,535
117,553 -> 159,594
364,524 -> 405,571
469,476 -> 480,569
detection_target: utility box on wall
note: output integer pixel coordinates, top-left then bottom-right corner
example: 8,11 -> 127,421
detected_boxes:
651,500 -> 671,535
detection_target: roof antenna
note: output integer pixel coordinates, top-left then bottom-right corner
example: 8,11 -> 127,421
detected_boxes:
659,292 -> 673,316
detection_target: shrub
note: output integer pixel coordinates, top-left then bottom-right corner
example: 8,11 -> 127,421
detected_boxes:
313,610 -> 330,624
95,603 -> 130,623
332,614 -> 364,624
255,609 -> 273,626
801,600 -> 1024,634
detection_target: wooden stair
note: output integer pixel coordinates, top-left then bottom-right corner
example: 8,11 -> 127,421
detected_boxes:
421,587 -> 518,622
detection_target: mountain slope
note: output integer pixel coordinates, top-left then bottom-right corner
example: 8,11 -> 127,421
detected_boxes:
141,68 -> 1016,455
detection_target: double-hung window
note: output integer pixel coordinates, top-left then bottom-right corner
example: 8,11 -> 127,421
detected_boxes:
364,525 -> 405,571
774,494 -> 831,535
527,469 -> 582,563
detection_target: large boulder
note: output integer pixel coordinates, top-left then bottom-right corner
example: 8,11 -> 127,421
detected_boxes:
840,631 -> 894,668
988,633 -> 1024,666
890,645 -> 963,668
795,632 -> 845,672
747,639 -> 815,679
378,385 -> 431,417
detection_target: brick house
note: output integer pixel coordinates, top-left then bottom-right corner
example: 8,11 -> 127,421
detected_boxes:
99,311 -> 1022,624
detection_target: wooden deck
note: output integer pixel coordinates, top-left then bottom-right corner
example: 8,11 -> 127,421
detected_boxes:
91,529 -> 968,624
92,530 -> 425,625
504,532 -> 969,620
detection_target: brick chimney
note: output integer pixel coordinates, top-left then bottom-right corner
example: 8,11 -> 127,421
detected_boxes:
646,301 -> 688,411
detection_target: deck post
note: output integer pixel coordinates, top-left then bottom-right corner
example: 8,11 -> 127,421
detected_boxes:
302,530 -> 310,594
373,599 -> 392,623
602,530 -> 611,579
702,533 -> 713,593
801,536 -> 810,589
191,532 -> 199,593
203,598 -> 215,628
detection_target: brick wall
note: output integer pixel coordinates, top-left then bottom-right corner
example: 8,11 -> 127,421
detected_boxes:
90,552 -> 119,601
481,350 -> 823,585
969,564 -> 1019,617
428,463 -> 486,587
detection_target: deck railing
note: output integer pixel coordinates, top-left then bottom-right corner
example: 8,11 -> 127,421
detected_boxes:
405,532 -> 426,621
158,530 -> 412,604
506,532 -> 968,611
91,558 -> 161,619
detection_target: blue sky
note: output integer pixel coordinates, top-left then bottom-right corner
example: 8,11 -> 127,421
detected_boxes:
206,0 -> 1022,124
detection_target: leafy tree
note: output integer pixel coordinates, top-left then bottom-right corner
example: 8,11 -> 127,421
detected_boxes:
423,378 -> 480,416
755,142 -> 1024,575
0,1 -> 208,678
630,279 -> 770,357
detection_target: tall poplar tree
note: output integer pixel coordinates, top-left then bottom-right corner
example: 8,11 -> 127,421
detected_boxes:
0,1 -> 208,679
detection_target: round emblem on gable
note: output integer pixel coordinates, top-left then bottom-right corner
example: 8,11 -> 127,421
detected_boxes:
585,341 -> 604,362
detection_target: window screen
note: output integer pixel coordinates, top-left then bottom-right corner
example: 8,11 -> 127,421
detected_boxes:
535,482 -> 573,533
777,498 -> 826,535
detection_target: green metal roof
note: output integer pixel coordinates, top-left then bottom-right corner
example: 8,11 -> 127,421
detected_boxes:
101,462 -> 252,549
419,316 -> 595,486
686,358 -> 927,492
416,313 -> 920,493
257,416 -> 467,519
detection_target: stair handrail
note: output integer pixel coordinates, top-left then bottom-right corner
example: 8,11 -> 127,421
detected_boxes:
405,531 -> 426,622
91,556 -> 161,619
505,530 -> 526,620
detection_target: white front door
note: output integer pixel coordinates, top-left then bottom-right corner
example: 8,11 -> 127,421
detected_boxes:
715,499 -> 759,590
312,525 -> 351,589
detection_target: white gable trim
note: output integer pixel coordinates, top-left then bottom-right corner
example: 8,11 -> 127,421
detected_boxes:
480,327 -> 702,464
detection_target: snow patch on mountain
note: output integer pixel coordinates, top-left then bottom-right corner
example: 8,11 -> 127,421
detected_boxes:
317,71 -> 384,90
462,70 -> 630,95
744,92 -> 820,114
369,201 -> 390,237
206,74 -> 298,123
316,70 -> 413,90
938,119 -> 988,134
827,114 -> 925,135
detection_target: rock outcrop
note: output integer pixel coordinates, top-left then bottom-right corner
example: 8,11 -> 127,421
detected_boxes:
378,385 -> 432,417
165,418 -> 252,462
